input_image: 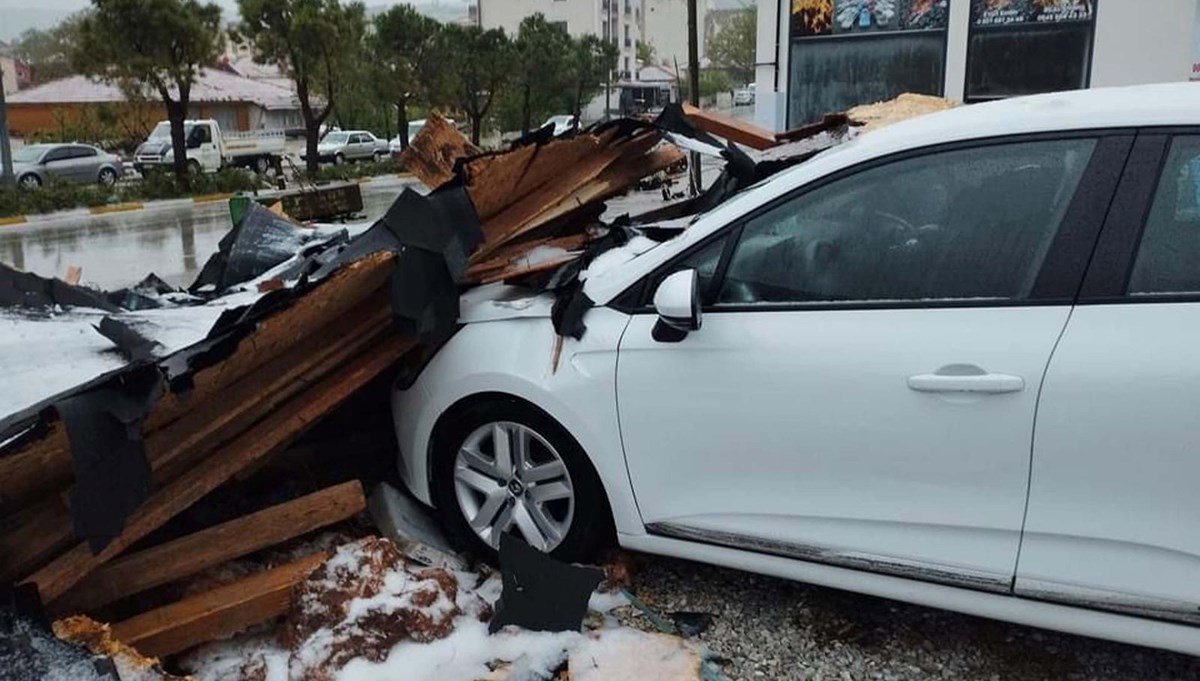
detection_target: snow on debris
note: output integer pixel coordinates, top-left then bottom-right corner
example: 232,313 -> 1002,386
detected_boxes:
180,537 -> 709,681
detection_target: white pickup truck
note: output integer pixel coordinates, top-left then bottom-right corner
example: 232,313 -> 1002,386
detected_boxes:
134,119 -> 286,175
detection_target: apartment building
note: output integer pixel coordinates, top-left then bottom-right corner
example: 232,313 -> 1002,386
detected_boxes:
477,0 -> 642,79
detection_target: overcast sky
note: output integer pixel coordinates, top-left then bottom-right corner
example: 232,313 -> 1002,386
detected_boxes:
0,0 -> 469,41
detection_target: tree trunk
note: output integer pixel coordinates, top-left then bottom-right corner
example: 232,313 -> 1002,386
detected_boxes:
298,81 -> 321,175
470,113 -> 481,146
520,83 -> 531,136
397,95 -> 409,151
166,100 -> 189,180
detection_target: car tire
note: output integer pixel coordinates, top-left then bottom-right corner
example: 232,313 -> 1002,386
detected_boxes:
431,397 -> 614,564
186,160 -> 202,176
334,153 -> 345,166
253,156 -> 270,174
373,151 -> 384,163
18,173 -> 42,189
98,168 -> 118,187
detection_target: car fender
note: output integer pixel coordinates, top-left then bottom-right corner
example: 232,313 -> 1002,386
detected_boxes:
393,307 -> 646,536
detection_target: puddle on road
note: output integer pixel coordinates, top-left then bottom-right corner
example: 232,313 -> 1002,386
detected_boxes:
0,184 -> 405,291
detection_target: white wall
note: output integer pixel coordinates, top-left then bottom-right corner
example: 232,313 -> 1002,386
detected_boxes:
643,0 -> 705,69
0,57 -> 17,96
942,0 -> 971,102
753,0 -> 787,132
478,0 -> 639,76
1091,0 -> 1198,87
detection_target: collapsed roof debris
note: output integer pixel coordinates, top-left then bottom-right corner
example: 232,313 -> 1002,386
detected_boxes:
0,93 -> 946,677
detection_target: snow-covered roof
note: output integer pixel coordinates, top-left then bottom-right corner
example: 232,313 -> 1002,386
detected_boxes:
7,68 -> 300,110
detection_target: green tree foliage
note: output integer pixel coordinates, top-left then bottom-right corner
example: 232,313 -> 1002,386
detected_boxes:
236,0 -> 367,173
636,39 -> 656,66
436,24 -> 512,146
73,0 -> 223,178
511,14 -> 572,135
567,35 -> 618,121
373,4 -> 442,150
707,7 -> 756,85
10,16 -> 86,85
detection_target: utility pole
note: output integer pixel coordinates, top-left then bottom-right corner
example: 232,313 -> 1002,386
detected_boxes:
686,0 -> 701,195
0,63 -> 14,189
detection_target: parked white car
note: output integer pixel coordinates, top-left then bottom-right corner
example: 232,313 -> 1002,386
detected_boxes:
733,84 -> 755,106
541,115 -> 578,137
392,83 -> 1200,655
134,120 -> 284,174
389,119 -> 457,154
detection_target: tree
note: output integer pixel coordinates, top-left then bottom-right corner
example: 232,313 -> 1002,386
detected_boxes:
437,25 -> 512,146
74,0 -> 223,178
373,4 -> 441,150
567,35 -> 618,121
11,16 -> 86,85
237,0 -> 367,173
707,7 -> 756,85
511,14 -> 572,135
636,39 -> 656,66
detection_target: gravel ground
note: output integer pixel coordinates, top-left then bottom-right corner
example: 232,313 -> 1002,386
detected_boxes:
616,553 -> 1200,681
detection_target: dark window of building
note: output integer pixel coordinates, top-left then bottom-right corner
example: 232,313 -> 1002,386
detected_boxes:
787,1 -> 951,128
965,0 -> 1095,101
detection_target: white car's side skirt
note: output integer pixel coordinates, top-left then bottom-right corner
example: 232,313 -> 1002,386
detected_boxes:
620,533 -> 1200,656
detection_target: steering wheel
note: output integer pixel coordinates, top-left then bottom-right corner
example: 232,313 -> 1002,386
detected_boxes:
872,211 -> 918,241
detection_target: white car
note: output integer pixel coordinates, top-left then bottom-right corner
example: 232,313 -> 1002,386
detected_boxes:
541,115 -> 578,137
390,119 -> 458,154
734,85 -> 755,106
393,83 -> 1200,655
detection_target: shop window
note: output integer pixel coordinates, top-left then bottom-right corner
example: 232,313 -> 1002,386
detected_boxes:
965,0 -> 1095,101
787,1 -> 950,128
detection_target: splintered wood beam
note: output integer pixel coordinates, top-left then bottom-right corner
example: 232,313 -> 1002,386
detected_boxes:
53,481 -> 365,616
0,495 -> 75,584
111,551 -> 330,659
0,252 -> 395,519
682,103 -> 778,150
396,113 -> 481,189
26,333 -> 417,603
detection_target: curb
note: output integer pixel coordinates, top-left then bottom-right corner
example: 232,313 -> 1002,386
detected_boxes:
0,215 -> 28,227
193,192 -> 235,204
88,202 -> 145,215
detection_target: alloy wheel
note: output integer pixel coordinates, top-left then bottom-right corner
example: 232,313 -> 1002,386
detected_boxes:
453,421 -> 575,552
19,174 -> 41,189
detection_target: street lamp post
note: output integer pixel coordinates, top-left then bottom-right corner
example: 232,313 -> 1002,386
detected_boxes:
687,0 -> 701,195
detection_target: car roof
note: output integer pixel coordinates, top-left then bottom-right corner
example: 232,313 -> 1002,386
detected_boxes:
580,83 -> 1200,304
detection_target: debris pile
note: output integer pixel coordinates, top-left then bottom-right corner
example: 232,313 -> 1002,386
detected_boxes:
0,93 -> 951,678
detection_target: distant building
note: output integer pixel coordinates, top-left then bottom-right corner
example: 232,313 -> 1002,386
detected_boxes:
641,0 -> 705,70
1,55 -> 31,95
756,0 -> 1200,133
477,0 -> 641,81
6,69 -> 303,136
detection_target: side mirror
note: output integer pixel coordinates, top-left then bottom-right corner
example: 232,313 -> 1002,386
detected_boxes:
652,269 -> 701,342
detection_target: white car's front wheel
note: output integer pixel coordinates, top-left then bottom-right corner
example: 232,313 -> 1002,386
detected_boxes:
432,398 -> 613,563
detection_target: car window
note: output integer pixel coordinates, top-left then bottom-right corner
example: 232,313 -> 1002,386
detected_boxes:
1127,136 -> 1200,296
352,134 -> 366,144
715,139 -> 1096,306
72,146 -> 98,158
650,234 -> 730,305
42,147 -> 72,162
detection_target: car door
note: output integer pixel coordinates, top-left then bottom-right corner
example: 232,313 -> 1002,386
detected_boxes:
1017,132 -> 1200,625
191,124 -> 220,170
617,134 -> 1130,589
351,133 -> 369,159
40,147 -> 76,183
69,146 -> 101,183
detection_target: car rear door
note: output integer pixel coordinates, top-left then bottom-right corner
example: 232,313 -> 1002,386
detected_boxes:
1017,132 -> 1200,625
617,133 -> 1131,589
70,146 -> 101,183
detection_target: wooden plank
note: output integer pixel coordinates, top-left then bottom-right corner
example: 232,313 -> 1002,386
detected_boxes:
26,333 -> 417,603
0,495 -> 74,584
54,481 -> 365,616
111,551 -> 330,658
682,103 -> 777,150
0,252 -> 395,518
396,113 -> 480,189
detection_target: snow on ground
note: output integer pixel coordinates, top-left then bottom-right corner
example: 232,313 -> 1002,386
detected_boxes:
180,538 -> 706,681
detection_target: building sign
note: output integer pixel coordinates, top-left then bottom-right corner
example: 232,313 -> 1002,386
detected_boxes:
970,0 -> 1093,27
792,0 -> 949,38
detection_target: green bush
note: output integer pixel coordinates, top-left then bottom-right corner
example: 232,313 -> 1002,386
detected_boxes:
0,168 -> 269,218
302,158 -> 402,183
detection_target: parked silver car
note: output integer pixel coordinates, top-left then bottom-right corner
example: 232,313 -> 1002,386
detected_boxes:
13,143 -> 124,189
304,130 -> 389,165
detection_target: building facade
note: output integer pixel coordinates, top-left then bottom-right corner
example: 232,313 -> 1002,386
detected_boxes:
755,0 -> 1200,132
642,0 -> 706,69
478,0 -> 642,79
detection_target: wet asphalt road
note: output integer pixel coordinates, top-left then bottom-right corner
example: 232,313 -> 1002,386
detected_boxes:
0,176 -> 419,291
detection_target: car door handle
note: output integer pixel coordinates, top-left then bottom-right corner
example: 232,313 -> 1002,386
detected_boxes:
907,366 -> 1025,394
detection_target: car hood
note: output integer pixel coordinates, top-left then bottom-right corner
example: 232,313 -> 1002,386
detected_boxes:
458,284 -> 554,323
137,141 -> 171,156
12,161 -> 34,173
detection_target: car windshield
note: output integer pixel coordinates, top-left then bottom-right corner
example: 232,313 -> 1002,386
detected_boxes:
12,146 -> 48,163
147,122 -> 192,141
323,132 -> 350,144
